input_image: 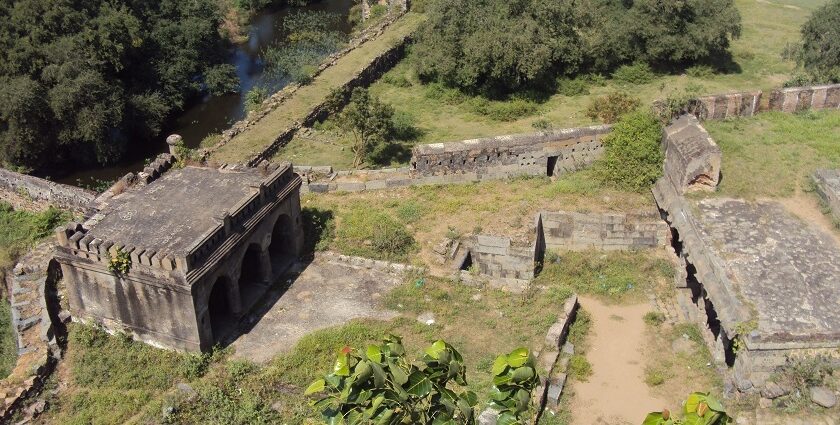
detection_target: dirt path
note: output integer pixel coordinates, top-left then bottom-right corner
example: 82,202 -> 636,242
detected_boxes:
570,296 -> 667,425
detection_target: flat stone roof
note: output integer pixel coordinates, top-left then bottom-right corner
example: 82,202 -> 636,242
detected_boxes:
691,198 -> 840,344
89,166 -> 266,255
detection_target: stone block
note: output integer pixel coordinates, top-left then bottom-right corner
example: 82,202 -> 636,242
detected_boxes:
663,115 -> 721,194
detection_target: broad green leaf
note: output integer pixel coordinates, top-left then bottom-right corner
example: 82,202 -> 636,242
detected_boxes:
515,388 -> 530,412
334,353 -> 350,377
353,360 -> 372,382
642,412 -> 665,425
374,408 -> 394,425
370,362 -> 386,387
492,373 -> 513,386
460,390 -> 479,407
304,379 -> 325,395
704,395 -> 724,412
388,360 -> 408,385
425,340 -> 447,360
507,347 -> 530,368
492,355 -> 509,376
511,366 -> 535,383
496,412 -> 519,425
685,392 -> 705,415
405,371 -> 432,397
366,345 -> 382,363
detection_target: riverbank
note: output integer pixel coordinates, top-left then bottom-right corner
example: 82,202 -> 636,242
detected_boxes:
208,12 -> 424,164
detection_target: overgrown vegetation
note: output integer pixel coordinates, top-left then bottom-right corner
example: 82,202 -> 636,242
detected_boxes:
0,299 -> 15,378
333,209 -> 415,261
585,91 -> 641,124
767,356 -> 837,413
0,0 -> 236,171
643,392 -> 732,425
337,88 -> 397,168
595,111 -> 664,192
794,0 -> 840,83
263,11 -> 345,84
413,0 -> 741,94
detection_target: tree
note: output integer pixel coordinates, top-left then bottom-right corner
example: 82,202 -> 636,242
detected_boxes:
797,0 -> 840,83
412,0 -> 583,93
337,88 -> 395,168
575,0 -> 742,72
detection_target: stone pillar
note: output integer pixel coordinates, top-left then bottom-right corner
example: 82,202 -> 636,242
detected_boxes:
166,134 -> 183,157
259,249 -> 273,284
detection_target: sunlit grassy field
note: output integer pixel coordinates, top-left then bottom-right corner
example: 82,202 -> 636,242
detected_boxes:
273,0 -> 828,169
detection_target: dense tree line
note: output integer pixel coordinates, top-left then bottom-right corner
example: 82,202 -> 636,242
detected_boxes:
0,0 -> 237,171
413,0 -> 742,93
797,0 -> 840,83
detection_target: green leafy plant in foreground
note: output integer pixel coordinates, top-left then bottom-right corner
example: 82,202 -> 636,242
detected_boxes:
489,347 -> 541,425
305,335 -> 478,424
108,248 -> 132,275
643,392 -> 731,425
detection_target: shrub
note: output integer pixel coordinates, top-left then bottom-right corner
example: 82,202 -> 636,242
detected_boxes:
596,111 -> 663,192
585,91 -> 641,124
643,311 -> 666,327
532,118 -> 552,131
654,85 -> 705,123
468,97 -> 539,122
244,86 -> 269,112
612,62 -> 656,85
337,87 -> 396,168
335,209 -> 415,260
556,77 -> 590,96
783,73 -> 815,88
686,64 -> 715,78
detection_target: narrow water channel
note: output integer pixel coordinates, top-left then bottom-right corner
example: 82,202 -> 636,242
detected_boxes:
56,0 -> 353,187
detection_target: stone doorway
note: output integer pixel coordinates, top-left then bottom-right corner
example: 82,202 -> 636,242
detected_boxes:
547,156 -> 559,177
239,244 -> 269,314
269,214 -> 296,275
208,276 -> 236,343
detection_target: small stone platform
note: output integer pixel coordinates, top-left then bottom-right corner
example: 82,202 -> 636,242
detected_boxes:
814,169 -> 840,222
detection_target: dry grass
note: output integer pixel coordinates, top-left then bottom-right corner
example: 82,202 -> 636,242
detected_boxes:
303,171 -> 654,273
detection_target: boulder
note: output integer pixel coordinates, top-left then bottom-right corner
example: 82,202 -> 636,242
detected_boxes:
809,386 -> 837,408
760,381 -> 790,399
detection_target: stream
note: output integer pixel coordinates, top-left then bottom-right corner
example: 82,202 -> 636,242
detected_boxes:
56,0 -> 353,187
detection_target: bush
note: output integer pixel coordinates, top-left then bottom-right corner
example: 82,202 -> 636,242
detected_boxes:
532,118 -> 552,131
686,64 -> 716,78
244,86 -> 269,112
612,62 -> 656,85
585,91 -> 641,124
643,311 -> 666,327
335,209 -> 415,260
556,77 -> 590,96
468,97 -> 539,122
797,1 -> 840,83
302,207 -> 335,253
596,111 -> 663,192
783,73 -> 815,88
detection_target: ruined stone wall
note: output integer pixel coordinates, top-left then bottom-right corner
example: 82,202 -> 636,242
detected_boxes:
465,235 -> 536,281
0,168 -> 96,213
695,91 -> 762,120
662,115 -> 722,194
539,210 -> 668,251
410,125 -> 611,178
767,84 -> 840,113
813,169 -> 840,222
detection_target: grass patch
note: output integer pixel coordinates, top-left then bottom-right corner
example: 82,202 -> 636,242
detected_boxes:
333,209 -> 416,261
703,110 -> 840,199
534,251 -> 674,303
0,300 -> 15,378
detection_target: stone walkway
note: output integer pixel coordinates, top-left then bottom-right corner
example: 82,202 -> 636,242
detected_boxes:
230,256 -> 402,362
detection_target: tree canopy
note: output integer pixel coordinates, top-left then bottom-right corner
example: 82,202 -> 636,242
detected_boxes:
0,0 -> 233,171
414,0 -> 742,93
797,0 -> 840,83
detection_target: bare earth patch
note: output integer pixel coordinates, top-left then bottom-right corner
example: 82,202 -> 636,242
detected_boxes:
231,256 -> 401,362
569,297 -> 666,425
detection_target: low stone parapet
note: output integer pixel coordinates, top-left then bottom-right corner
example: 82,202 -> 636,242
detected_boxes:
768,84 -> 840,113
0,168 -> 96,213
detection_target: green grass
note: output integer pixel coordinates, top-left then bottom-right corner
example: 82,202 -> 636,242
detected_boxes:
0,300 -> 15,378
703,110 -> 840,199
278,0 -> 827,168
535,251 -> 674,304
211,12 -> 426,163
